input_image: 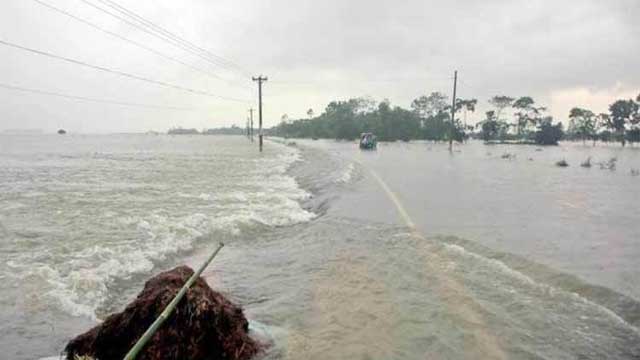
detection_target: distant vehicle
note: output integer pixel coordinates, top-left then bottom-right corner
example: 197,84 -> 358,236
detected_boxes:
359,132 -> 377,150
57,129 -> 66,135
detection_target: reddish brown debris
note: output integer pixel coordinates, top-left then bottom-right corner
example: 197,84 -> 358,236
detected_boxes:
65,266 -> 261,360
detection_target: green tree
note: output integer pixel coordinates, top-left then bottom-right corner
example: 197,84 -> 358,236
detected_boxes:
488,95 -> 515,124
512,97 -> 545,138
535,117 -> 564,145
422,112 -> 449,141
273,97 -> 424,142
628,128 -> 640,145
477,110 -> 509,142
608,99 -> 638,146
478,111 -> 499,141
411,92 -> 449,119
596,113 -> 610,143
456,98 -> 478,127
628,93 -> 640,145
568,107 -> 597,145
307,108 -> 314,119
271,93 -> 566,147
445,98 -> 477,144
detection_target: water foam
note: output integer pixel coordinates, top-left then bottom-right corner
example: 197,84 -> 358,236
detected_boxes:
442,242 -> 640,335
336,163 -> 355,184
6,140 -> 316,320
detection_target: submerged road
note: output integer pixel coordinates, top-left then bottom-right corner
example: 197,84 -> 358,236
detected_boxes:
283,140 -> 640,359
271,143 -> 509,358
363,162 -> 506,359
202,139 -> 640,359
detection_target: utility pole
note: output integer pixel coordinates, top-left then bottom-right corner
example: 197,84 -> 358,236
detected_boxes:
248,108 -> 254,142
449,70 -> 458,152
252,76 -> 268,152
246,118 -> 250,139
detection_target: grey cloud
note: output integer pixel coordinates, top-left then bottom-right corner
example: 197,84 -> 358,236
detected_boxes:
0,0 -> 637,132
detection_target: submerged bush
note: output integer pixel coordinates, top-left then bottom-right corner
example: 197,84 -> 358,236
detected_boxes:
598,157 -> 617,171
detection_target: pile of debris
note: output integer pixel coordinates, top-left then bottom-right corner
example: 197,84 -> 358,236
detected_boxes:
65,266 -> 261,360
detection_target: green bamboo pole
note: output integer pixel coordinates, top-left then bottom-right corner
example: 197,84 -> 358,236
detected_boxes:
123,242 -> 225,360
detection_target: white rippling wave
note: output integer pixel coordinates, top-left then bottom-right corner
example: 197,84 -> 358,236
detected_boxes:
336,163 -> 355,184
0,136 -> 315,320
443,242 -> 640,335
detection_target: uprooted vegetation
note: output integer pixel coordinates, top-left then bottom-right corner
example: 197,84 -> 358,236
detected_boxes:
65,266 -> 262,360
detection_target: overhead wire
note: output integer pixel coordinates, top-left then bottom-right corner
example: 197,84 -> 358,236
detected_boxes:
31,0 -> 251,92
95,0 -> 250,76
0,82 -> 209,111
0,39 -> 250,103
78,0 -> 251,80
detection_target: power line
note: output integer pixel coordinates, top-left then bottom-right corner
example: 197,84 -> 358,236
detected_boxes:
78,0 -> 251,80
0,82 -> 208,111
32,0 -> 250,91
96,0 -> 250,76
76,0 -> 228,73
0,39 -> 250,103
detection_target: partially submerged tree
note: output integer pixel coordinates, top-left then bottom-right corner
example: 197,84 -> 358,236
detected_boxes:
273,92 -> 571,146
411,92 -> 449,119
456,98 -> 478,127
422,112 -> 450,141
447,98 -> 477,143
478,111 -> 499,141
488,95 -> 515,123
568,107 -> 597,145
535,117 -> 564,145
628,128 -> 640,145
477,110 -> 509,142
512,96 -> 545,138
608,99 -> 639,146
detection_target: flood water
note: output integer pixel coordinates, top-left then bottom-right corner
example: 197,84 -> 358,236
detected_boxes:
1,135 -> 639,359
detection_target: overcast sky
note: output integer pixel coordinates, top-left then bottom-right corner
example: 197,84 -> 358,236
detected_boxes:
0,0 -> 638,133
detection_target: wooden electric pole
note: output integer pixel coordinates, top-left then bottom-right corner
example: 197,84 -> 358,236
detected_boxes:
248,108 -> 254,142
252,76 -> 268,151
449,70 -> 458,152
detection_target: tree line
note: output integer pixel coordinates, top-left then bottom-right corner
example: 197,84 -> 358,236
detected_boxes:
270,92 -> 640,146
478,93 -> 640,146
564,95 -> 640,146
